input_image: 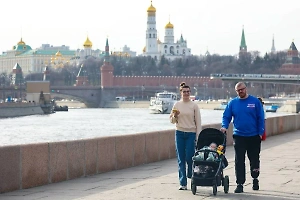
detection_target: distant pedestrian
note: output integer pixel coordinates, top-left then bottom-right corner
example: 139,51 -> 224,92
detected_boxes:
258,97 -> 267,141
220,82 -> 264,193
170,82 -> 202,190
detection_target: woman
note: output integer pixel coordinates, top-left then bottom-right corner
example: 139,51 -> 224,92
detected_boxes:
170,82 -> 202,190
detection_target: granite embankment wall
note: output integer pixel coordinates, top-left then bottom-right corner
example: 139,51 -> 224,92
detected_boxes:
0,115 -> 299,193
0,103 -> 44,118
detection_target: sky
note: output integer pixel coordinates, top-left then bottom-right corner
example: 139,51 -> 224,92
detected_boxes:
1,0 -> 300,56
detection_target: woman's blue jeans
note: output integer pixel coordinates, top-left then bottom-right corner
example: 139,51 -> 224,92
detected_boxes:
175,130 -> 196,186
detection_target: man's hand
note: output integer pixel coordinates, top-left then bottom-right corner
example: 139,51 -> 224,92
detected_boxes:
220,127 -> 227,133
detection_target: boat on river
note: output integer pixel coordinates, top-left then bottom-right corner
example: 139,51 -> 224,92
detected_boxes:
214,101 -> 228,110
54,105 -> 68,111
149,91 -> 178,114
265,104 -> 280,112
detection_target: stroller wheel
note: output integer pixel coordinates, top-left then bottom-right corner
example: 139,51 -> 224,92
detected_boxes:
191,183 -> 197,195
213,184 -> 217,195
223,175 -> 229,193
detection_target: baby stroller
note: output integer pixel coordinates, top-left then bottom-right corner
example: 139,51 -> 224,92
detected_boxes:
191,128 -> 229,196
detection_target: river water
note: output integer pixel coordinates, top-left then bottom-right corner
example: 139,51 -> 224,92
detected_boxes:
0,108 -> 291,147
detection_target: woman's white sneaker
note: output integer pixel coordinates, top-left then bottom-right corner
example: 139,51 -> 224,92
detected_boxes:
178,185 -> 187,190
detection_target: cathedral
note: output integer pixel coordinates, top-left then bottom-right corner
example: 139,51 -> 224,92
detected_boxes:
143,1 -> 191,60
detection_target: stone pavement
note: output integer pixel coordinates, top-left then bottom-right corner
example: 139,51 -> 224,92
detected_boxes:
1,130 -> 300,200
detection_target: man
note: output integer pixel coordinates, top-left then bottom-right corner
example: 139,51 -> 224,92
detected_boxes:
220,82 -> 264,193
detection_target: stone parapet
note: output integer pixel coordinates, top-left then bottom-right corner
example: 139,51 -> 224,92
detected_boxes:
0,114 -> 299,193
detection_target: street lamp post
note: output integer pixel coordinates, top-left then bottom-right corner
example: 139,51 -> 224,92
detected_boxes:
141,85 -> 145,100
193,87 -> 198,99
83,70 -> 87,85
227,83 -> 231,100
222,82 -> 224,99
158,70 -> 161,87
0,74 -> 4,100
203,82 -> 208,100
122,70 -> 126,87
28,70 -> 31,81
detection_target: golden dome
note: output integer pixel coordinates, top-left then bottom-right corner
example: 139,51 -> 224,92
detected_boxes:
147,1 -> 156,15
17,38 -> 26,45
55,51 -> 62,57
83,36 -> 93,48
143,46 -> 146,52
165,22 -> 174,29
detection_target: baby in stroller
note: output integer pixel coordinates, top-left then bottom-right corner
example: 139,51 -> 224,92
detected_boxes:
193,142 -> 218,162
191,128 -> 229,195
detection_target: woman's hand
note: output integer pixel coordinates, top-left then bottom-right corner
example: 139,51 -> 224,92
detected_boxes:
172,109 -> 180,117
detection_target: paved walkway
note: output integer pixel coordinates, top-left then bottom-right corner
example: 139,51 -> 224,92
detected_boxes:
1,130 -> 300,200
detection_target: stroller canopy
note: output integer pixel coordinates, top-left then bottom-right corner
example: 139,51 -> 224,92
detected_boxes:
196,128 -> 227,150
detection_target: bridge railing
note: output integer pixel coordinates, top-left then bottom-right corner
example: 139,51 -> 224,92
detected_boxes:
210,73 -> 300,80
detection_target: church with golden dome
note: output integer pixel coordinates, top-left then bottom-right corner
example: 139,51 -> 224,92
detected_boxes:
143,1 -> 191,60
75,36 -> 104,62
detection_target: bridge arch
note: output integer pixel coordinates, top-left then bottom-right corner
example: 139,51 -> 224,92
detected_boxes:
50,86 -> 101,107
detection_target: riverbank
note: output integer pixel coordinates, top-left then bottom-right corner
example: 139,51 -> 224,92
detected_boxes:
0,103 -> 44,118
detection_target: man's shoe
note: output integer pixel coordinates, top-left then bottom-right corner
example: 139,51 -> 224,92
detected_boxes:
234,184 -> 244,193
253,178 -> 259,190
178,185 -> 187,190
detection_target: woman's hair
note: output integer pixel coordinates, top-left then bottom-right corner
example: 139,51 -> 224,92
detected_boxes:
179,82 -> 190,91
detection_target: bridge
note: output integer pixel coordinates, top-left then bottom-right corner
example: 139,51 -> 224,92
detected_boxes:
210,73 -> 300,85
0,85 -> 182,107
50,86 -> 102,107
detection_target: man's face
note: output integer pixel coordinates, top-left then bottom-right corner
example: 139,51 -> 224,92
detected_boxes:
235,85 -> 247,98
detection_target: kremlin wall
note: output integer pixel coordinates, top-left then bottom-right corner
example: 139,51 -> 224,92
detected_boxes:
112,75 -> 213,87
98,38 -> 220,90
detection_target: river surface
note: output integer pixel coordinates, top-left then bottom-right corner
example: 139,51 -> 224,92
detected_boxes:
0,108 -> 291,146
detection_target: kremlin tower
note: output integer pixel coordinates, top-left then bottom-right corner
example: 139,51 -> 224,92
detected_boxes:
239,26 -> 247,58
279,40 -> 300,74
100,38 -> 114,87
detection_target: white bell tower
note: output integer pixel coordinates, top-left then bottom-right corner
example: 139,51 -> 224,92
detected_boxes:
145,1 -> 159,58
